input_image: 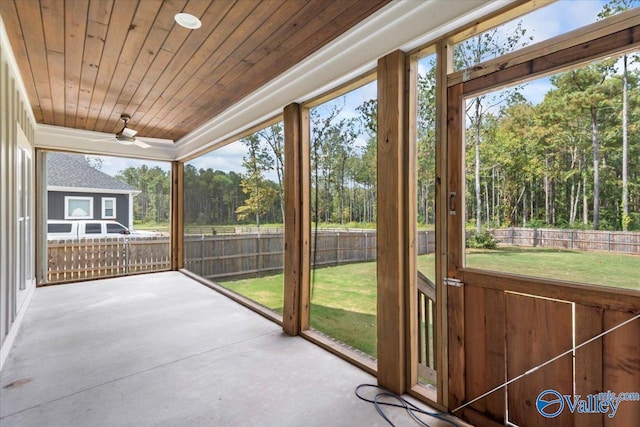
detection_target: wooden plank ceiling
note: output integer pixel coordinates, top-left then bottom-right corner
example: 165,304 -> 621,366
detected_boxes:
0,0 -> 390,141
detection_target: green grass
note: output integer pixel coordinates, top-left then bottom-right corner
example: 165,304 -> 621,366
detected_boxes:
465,247 -> 640,290
218,247 -> 640,360
220,262 -> 378,357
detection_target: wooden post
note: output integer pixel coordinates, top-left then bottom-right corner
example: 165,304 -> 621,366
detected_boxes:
435,39 -> 453,408
171,161 -> 184,270
377,49 -> 412,395
283,103 -> 310,335
35,149 -> 49,285
447,81 -> 466,410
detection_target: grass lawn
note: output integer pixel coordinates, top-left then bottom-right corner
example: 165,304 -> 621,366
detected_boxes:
219,247 -> 639,360
465,247 -> 640,290
220,262 -> 378,357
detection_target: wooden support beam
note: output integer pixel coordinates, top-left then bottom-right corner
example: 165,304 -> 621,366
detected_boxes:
377,49 -> 410,395
35,149 -> 48,285
435,39 -> 453,408
406,51 -> 418,391
446,82 -> 465,410
449,9 -> 640,95
170,161 -> 184,271
283,103 -> 310,336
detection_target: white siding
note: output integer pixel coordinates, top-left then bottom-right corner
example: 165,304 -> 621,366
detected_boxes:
1,15 -> 37,369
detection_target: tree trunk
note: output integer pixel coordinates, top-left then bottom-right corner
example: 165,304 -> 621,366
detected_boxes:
544,159 -> 550,225
474,99 -> 482,232
590,107 -> 600,230
572,181 -> 581,226
530,186 -> 534,224
492,166 -> 496,227
550,180 -> 556,225
583,172 -> 589,226
484,181 -> 490,228
621,54 -> 629,230
522,183 -> 527,227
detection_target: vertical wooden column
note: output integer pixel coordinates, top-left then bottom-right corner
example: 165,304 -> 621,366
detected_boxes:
35,150 -> 48,285
435,40 -> 453,407
406,54 -> 418,389
447,82 -> 466,410
283,103 -> 310,336
171,161 -> 184,271
377,49 -> 410,394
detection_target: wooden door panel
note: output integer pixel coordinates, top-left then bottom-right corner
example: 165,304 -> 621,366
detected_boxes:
506,293 -> 573,427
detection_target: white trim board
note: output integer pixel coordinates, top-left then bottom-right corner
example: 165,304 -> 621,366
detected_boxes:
48,186 -> 141,196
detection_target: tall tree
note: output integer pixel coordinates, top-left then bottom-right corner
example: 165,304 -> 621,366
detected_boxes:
598,0 -> 640,229
236,134 -> 277,230
416,61 -> 437,225
116,165 -> 170,224
311,100 -> 345,223
256,124 -> 285,222
563,63 -> 616,229
455,22 -> 531,231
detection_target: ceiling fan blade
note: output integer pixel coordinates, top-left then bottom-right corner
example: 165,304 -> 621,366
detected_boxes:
133,139 -> 151,149
122,127 -> 137,138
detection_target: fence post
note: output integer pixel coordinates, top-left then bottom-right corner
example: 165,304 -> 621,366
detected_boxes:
258,232 -> 262,275
222,236 -> 226,276
608,232 -> 611,252
511,227 -> 515,245
200,235 -> 205,276
125,238 -> 130,275
571,230 -> 574,249
365,233 -> 369,261
336,232 -> 341,265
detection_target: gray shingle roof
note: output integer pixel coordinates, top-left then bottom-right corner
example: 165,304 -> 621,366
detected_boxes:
47,152 -> 138,192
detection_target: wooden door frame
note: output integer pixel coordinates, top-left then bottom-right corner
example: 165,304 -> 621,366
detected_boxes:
445,9 -> 640,425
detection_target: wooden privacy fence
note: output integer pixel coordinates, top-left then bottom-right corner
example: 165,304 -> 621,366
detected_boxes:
46,237 -> 171,284
492,227 -> 640,254
184,230 -> 437,280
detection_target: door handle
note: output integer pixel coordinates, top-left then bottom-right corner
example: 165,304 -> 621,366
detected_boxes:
449,192 -> 456,215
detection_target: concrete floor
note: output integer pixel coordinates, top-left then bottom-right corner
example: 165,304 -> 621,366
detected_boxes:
0,272 -> 460,427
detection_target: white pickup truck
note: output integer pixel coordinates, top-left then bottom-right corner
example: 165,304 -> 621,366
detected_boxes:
47,220 -> 133,239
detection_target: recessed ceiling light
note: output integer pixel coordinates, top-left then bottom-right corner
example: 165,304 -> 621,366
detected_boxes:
174,12 -> 201,29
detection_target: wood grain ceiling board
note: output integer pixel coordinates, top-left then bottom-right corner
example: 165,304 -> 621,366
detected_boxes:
0,0 -> 391,142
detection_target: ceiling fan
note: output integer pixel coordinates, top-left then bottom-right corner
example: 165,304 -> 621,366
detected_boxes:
110,114 -> 150,148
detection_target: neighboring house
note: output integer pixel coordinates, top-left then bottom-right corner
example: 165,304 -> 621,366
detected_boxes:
47,153 -> 140,229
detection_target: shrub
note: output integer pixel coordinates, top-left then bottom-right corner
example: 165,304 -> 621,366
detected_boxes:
466,230 -> 498,249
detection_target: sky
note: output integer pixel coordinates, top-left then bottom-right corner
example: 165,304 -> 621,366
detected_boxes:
99,155 -> 170,177
494,0 -> 611,104
98,0 -> 631,178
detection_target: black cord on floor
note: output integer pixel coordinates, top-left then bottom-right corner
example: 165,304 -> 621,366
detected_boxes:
355,384 -> 461,427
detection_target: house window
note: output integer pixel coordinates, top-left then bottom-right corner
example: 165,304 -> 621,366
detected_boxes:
102,197 -> 116,219
65,196 -> 93,219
